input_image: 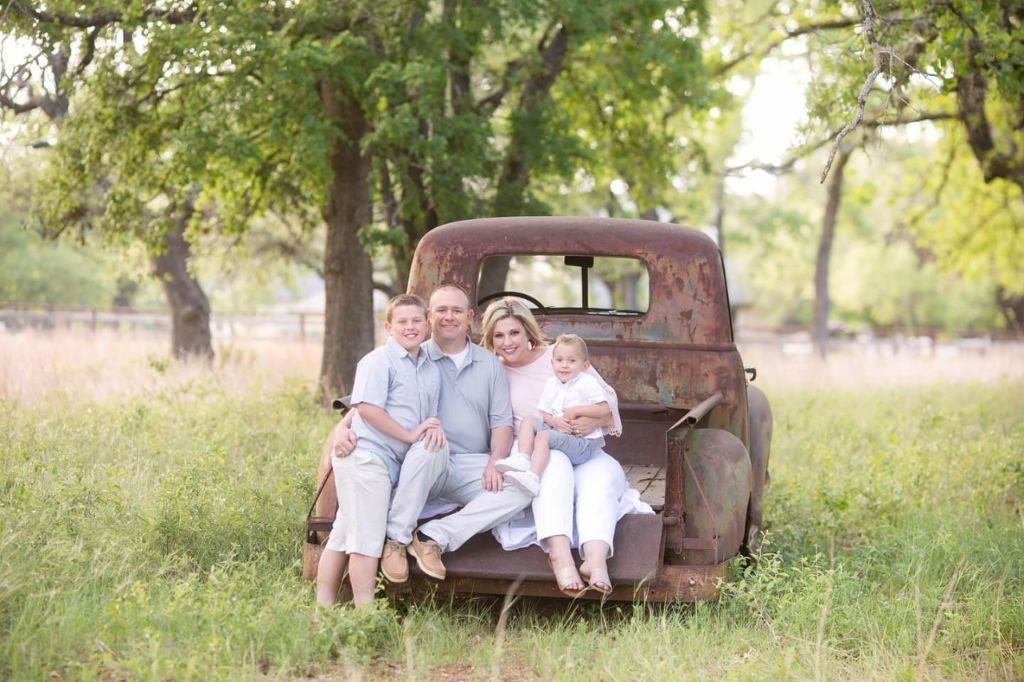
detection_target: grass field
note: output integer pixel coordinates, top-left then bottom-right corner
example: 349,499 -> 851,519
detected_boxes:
1,333 -> 1022,679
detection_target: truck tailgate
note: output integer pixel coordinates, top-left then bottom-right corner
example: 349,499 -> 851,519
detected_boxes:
411,513 -> 663,584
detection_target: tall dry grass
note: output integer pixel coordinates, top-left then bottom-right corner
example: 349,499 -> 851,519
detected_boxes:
3,329 -> 1022,406
0,330 -> 322,405
741,341 -> 1024,390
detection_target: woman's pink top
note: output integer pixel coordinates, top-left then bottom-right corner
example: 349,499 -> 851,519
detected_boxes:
504,345 -> 622,435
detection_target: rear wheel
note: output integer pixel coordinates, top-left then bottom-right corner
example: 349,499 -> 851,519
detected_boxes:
742,384 -> 773,558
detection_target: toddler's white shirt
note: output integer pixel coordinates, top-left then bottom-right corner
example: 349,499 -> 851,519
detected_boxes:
537,372 -> 607,440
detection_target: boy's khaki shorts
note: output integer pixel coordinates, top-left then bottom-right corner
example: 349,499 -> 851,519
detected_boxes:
325,449 -> 392,558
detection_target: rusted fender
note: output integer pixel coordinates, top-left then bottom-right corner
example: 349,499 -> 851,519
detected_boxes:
744,384 -> 773,555
675,428 -> 752,566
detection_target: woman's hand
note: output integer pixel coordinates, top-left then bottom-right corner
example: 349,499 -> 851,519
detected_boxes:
548,416 -> 573,434
562,405 -> 609,437
330,422 -> 358,457
566,414 -> 602,437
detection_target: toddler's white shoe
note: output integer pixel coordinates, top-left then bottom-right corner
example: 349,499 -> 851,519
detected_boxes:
504,470 -> 541,497
495,453 -> 531,474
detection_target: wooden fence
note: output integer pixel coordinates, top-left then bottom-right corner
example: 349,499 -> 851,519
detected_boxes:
1,302 -> 1019,352
0,303 -> 325,342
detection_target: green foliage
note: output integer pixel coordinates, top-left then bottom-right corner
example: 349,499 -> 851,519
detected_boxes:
7,0 -> 716,300
801,0 -> 1024,297
729,135 -> 1007,331
2,380 -> 1023,678
0,159 -> 116,306
906,141 -> 1024,295
0,211 -> 115,307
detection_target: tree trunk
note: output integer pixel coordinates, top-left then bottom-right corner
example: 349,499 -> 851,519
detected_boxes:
995,286 -> 1024,333
481,27 -> 570,304
957,37 -> 1024,192
812,147 -> 852,360
151,202 -> 214,361
477,257 -> 511,301
711,176 -> 727,259
318,80 -> 374,403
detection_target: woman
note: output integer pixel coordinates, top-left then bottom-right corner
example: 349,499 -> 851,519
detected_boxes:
481,298 -> 651,595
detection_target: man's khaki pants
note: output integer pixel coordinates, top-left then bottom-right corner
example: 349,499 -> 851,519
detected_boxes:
387,448 -> 532,552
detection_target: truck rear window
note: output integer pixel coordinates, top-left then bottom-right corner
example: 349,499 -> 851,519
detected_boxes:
478,255 -> 649,315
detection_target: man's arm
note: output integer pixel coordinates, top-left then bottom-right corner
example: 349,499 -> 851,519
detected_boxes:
482,358 -> 515,492
482,425 -> 514,492
329,410 -> 358,456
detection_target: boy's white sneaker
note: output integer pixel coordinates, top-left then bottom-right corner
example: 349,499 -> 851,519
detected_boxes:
495,453 -> 531,474
504,470 -> 541,497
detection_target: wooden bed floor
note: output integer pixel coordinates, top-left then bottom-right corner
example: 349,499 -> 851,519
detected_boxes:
623,464 -> 665,510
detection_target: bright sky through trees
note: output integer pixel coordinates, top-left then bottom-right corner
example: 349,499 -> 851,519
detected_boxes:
728,55 -> 812,195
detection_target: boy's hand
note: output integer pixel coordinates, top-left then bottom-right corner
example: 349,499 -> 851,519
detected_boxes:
331,423 -> 358,457
410,417 -> 442,443
420,425 -> 447,453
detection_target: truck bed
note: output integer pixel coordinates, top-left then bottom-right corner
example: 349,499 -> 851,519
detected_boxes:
624,464 -> 665,510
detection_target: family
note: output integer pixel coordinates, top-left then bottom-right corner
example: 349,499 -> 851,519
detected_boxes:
315,284 -> 651,607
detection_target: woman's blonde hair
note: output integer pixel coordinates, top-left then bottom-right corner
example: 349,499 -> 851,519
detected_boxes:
480,298 -> 548,352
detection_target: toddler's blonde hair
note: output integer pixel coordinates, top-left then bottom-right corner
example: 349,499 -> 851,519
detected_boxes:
553,333 -> 589,361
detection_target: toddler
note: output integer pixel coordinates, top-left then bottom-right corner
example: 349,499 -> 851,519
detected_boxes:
498,334 -> 607,496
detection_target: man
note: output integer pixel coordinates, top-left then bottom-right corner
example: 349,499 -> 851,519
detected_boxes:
319,284 -> 532,583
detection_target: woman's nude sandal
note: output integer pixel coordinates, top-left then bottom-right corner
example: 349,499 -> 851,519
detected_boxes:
547,557 -> 587,597
579,562 -> 613,595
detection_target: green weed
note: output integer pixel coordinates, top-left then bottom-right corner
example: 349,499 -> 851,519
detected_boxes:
1,381 -> 1022,679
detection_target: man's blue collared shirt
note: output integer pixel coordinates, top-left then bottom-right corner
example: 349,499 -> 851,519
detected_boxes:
422,339 -> 513,455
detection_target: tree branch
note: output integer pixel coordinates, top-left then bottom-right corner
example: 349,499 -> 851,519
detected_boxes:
894,139 -> 958,242
956,36 -> 1024,188
478,18 -> 563,114
821,0 -> 891,184
726,111 -> 956,176
477,58 -> 524,113
713,17 -> 861,78
13,1 -> 199,28
70,27 -> 101,79
250,236 -> 325,278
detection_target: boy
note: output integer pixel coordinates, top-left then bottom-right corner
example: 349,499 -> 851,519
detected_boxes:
316,294 -> 446,608
498,334 -> 608,496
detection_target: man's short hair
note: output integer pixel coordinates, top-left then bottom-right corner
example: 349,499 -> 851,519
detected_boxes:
385,293 -> 428,322
553,333 -> 589,361
429,283 -> 472,308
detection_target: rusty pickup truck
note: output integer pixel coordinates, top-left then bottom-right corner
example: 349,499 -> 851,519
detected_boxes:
311,216 -> 772,602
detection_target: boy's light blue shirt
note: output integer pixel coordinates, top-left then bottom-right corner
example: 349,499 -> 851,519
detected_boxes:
350,337 -> 440,485
423,338 -> 513,455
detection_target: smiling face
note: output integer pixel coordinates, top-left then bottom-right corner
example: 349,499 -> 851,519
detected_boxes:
428,286 -> 473,349
385,304 -> 430,353
490,317 -> 533,366
551,342 -> 588,382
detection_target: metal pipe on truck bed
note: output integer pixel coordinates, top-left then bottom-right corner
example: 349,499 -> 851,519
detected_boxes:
668,392 -> 724,432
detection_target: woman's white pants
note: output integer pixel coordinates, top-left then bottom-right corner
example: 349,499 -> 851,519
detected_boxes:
532,449 -> 627,557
